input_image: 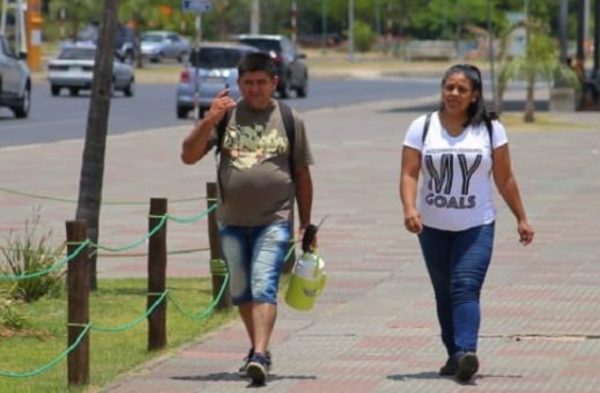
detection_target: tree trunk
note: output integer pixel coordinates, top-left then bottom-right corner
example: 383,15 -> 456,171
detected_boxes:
75,0 -> 120,291
524,73 -> 535,122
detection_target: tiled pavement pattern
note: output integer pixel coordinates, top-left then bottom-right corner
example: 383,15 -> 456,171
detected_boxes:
2,95 -> 600,392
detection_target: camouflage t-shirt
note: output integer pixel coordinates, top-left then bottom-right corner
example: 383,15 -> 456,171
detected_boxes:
213,99 -> 314,227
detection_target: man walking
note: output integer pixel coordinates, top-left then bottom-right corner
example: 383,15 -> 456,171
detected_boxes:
180,52 -> 315,386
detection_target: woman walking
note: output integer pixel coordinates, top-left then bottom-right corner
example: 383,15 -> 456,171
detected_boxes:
399,64 -> 534,382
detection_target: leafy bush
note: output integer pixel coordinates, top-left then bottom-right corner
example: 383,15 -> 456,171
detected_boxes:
353,20 -> 375,53
0,208 -> 66,302
0,297 -> 29,331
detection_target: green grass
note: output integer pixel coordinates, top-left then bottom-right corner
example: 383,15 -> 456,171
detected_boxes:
500,113 -> 595,132
0,277 -> 235,393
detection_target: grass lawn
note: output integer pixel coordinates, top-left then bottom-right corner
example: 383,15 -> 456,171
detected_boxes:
0,277 -> 236,393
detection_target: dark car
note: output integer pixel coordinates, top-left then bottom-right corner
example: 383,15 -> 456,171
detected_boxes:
236,34 -> 308,99
175,42 -> 258,119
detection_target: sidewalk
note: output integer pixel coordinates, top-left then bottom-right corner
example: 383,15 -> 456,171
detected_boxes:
2,95 -> 600,392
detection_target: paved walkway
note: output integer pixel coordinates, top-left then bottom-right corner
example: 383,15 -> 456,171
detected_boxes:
2,93 -> 600,392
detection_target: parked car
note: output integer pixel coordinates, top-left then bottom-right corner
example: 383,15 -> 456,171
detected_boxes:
0,33 -> 31,118
47,42 -> 135,97
141,31 -> 191,63
236,34 -> 308,99
77,23 -> 136,64
176,42 -> 258,119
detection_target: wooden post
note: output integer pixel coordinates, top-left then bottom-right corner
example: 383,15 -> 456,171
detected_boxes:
66,220 -> 90,386
147,198 -> 167,351
206,182 -> 231,310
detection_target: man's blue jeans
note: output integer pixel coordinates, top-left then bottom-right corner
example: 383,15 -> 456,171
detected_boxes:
418,223 -> 494,357
219,222 -> 291,305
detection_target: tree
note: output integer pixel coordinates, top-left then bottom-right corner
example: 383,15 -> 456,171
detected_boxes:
49,0 -> 100,40
75,0 -> 119,290
498,19 -> 579,122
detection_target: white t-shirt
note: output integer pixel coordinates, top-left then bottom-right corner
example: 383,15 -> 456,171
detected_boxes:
403,111 -> 508,231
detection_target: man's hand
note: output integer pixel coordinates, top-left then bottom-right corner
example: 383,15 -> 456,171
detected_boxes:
206,89 -> 237,123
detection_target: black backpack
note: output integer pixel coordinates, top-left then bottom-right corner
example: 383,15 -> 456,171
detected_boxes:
215,101 -> 297,202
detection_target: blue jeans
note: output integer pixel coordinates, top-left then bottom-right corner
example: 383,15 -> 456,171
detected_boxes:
219,222 -> 291,305
418,223 -> 494,357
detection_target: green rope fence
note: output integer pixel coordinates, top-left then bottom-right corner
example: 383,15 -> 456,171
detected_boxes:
0,273 -> 231,379
0,240 -> 90,281
0,186 -> 212,205
0,323 -> 92,378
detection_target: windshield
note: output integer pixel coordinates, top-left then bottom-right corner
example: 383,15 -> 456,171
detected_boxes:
142,34 -> 164,43
238,39 -> 280,53
59,47 -> 96,60
189,48 -> 248,68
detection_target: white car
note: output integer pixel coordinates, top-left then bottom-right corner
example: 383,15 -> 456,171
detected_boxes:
0,34 -> 31,118
141,31 -> 190,63
47,43 -> 135,97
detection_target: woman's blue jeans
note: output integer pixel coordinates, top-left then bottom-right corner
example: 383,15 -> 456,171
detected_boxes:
418,223 -> 494,357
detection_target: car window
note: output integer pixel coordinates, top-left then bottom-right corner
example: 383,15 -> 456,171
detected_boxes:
238,38 -> 281,53
58,47 -> 96,60
189,48 -> 248,68
142,34 -> 164,43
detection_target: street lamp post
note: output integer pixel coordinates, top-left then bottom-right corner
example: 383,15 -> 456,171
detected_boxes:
348,0 -> 354,61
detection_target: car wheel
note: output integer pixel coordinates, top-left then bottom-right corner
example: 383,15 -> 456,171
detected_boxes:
69,87 -> 79,97
51,85 -> 61,96
177,106 -> 189,119
295,74 -> 308,98
12,85 -> 31,118
124,78 -> 135,97
278,76 -> 290,99
177,51 -> 187,63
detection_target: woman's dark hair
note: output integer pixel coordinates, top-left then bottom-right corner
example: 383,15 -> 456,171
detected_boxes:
238,52 -> 277,78
440,64 -> 498,128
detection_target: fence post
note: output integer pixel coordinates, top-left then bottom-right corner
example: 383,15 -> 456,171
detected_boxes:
206,182 -> 232,310
66,220 -> 90,386
148,198 -> 168,351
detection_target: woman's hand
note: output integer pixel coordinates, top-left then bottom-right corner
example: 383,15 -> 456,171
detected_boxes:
404,208 -> 423,234
517,219 -> 534,246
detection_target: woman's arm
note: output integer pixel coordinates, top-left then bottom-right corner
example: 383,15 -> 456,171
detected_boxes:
492,144 -> 535,245
400,146 -> 423,234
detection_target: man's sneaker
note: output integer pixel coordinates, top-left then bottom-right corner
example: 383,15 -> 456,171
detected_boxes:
455,352 -> 479,382
439,357 -> 458,376
239,349 -> 271,377
246,352 -> 270,385
238,348 -> 254,376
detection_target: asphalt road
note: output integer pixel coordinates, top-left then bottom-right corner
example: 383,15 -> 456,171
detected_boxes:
0,77 -> 440,148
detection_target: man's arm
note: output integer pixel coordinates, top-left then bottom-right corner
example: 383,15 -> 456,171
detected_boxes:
180,89 -> 236,165
295,165 -> 313,230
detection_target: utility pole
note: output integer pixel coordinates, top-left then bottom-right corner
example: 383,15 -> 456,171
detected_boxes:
348,0 -> 354,61
321,0 -> 327,53
250,0 -> 259,34
559,0 -> 568,64
290,0 -> 297,44
487,0 -> 496,111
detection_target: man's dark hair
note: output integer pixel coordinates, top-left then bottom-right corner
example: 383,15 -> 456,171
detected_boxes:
238,52 -> 277,78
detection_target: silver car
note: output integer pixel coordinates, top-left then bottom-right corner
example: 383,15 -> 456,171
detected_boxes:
0,34 -> 31,118
47,43 -> 135,97
141,31 -> 191,63
175,42 -> 257,119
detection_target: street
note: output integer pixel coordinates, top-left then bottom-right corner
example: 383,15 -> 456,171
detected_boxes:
0,76 -> 440,147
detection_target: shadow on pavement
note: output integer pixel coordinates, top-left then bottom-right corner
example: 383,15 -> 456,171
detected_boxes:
172,372 -> 317,383
387,371 -> 440,381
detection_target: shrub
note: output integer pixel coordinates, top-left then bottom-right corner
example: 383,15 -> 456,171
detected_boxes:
353,20 -> 375,53
0,208 -> 66,302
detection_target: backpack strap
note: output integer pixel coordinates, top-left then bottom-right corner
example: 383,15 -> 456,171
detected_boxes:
421,112 -> 433,144
278,101 -> 296,181
215,109 -> 233,156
